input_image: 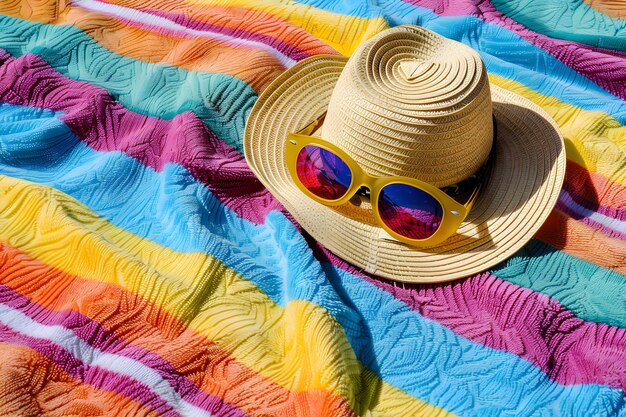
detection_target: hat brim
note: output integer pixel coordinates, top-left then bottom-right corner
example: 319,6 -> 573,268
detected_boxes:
244,55 -> 566,283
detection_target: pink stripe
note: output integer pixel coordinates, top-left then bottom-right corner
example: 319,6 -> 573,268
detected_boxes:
0,49 -> 282,224
0,322 -> 183,416
405,0 -> 626,100
0,284 -> 245,417
316,245 -> 626,392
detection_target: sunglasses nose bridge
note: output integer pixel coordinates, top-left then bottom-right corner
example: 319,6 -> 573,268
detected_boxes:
354,169 -> 378,189
352,171 -> 379,200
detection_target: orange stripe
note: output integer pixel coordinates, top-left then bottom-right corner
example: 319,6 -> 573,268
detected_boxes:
0,343 -> 157,416
583,0 -> 626,19
95,0 -> 389,56
96,0 -> 341,52
0,242 -> 356,417
537,159 -> 626,272
64,6 -> 284,91
1,4 -> 290,91
11,0 -> 336,54
536,209 -> 626,273
565,160 -> 626,211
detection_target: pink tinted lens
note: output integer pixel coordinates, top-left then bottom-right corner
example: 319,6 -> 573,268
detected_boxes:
295,145 -> 352,201
379,183 -> 443,240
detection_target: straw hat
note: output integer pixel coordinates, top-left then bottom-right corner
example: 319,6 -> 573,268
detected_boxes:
244,25 -> 565,283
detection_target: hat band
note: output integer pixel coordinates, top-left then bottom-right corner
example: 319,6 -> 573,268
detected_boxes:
440,115 -> 497,204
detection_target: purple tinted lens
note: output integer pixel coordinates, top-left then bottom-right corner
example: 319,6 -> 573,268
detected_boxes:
379,183 -> 443,240
296,145 -> 352,200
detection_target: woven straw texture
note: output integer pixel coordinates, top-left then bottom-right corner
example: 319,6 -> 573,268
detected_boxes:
323,26 -> 493,187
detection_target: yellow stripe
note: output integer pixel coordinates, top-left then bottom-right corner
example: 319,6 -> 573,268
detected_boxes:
0,175 -> 452,417
192,0 -> 389,55
489,74 -> 626,186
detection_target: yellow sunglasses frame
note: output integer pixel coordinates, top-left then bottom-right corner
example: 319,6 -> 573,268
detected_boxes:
285,115 -> 484,247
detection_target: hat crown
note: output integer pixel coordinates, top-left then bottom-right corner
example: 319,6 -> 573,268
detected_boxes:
322,26 -> 493,187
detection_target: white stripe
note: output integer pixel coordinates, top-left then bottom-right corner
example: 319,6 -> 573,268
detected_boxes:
0,303 -> 214,417
72,0 -> 297,68
559,189 -> 626,235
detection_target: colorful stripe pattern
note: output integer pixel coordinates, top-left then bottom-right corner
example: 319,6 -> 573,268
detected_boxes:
1,0 -> 625,415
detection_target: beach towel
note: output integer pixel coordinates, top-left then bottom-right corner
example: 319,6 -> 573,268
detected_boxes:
0,0 -> 625,415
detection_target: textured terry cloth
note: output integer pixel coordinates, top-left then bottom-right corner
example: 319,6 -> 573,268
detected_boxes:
0,0 -> 626,416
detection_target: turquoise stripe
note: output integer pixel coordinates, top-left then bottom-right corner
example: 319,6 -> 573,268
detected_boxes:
491,0 -> 626,51
2,102 -> 625,416
0,15 -> 257,153
491,239 -> 626,329
290,0 -> 626,121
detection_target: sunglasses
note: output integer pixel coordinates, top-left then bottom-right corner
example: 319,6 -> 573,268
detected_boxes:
285,114 -> 496,247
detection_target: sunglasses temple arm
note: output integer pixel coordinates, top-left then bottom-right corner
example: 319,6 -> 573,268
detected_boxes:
463,184 -> 482,212
463,133 -> 495,212
297,113 -> 327,136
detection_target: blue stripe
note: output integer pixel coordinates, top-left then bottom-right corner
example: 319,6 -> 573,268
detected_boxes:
1,102 -> 625,416
328,264 -> 626,416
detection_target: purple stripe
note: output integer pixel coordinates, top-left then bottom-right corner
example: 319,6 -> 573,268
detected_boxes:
316,245 -> 626,393
134,6 -> 324,62
0,284 -> 245,417
556,198 -> 626,240
405,0 -> 626,100
562,182 -> 626,222
0,49 -> 282,224
0,322 -> 181,416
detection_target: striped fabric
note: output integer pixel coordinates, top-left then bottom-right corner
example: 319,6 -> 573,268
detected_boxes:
0,0 -> 625,415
